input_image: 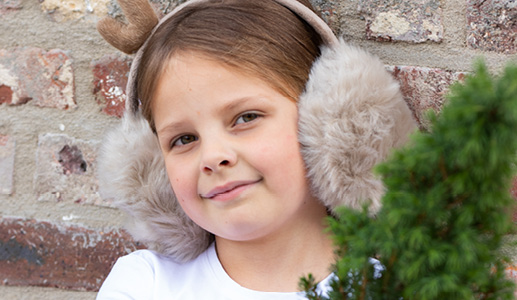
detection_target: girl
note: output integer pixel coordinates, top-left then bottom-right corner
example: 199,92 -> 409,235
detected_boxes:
96,0 -> 416,298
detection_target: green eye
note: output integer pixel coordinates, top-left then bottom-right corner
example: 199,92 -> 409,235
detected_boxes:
172,135 -> 198,148
236,112 -> 259,125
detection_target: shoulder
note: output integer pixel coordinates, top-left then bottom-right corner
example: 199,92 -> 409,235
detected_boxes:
119,248 -> 178,267
105,249 -> 181,277
97,249 -> 206,300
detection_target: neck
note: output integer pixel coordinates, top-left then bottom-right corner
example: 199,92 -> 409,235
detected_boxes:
214,204 -> 335,293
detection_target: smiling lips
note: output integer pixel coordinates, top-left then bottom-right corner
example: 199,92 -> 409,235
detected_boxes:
201,180 -> 260,201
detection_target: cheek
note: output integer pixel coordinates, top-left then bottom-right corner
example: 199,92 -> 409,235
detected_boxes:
256,131 -> 305,176
277,130 -> 303,159
165,162 -> 195,203
163,157 -> 206,222
167,169 -> 203,219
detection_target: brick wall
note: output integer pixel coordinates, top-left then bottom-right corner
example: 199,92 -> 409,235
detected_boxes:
0,0 -> 516,298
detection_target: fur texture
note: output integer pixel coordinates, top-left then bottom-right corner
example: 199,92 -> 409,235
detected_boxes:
97,39 -> 416,261
97,113 -> 212,263
97,0 -> 159,54
298,40 -> 416,214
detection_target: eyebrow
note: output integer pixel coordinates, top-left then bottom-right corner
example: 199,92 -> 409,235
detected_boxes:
156,121 -> 188,136
220,95 -> 274,115
220,96 -> 256,113
156,96 -> 271,135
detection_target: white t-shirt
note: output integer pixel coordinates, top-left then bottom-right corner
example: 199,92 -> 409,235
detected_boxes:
97,243 -> 333,299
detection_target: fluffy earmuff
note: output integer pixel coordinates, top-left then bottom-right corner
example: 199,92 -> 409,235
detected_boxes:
97,0 -> 417,261
299,41 -> 416,214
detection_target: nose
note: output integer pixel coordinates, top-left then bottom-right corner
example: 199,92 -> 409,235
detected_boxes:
200,135 -> 237,174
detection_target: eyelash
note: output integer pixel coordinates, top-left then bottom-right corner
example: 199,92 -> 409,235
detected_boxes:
234,112 -> 260,125
170,134 -> 198,149
169,111 -> 262,149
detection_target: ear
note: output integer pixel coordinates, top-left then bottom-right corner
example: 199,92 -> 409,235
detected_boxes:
97,0 -> 159,54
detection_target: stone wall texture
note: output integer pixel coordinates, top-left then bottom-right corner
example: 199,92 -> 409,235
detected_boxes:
1,0 -> 516,298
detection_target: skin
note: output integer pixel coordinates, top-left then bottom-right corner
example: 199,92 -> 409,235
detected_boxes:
152,52 -> 334,292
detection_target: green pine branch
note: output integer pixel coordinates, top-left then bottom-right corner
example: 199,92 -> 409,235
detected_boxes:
302,61 -> 517,300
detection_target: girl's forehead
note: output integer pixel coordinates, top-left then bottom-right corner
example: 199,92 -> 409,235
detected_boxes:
165,51 -> 245,77
151,51 -> 299,126
153,56 -> 299,120
155,54 -> 264,105
161,52 -> 274,94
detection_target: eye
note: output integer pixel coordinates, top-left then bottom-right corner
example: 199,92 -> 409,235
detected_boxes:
171,134 -> 198,148
235,112 -> 260,125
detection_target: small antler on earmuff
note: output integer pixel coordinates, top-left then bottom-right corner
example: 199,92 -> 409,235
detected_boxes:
97,0 -> 159,54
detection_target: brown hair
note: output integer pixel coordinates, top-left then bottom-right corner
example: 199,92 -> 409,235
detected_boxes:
136,0 -> 323,130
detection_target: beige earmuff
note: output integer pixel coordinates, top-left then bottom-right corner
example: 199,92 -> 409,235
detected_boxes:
96,0 -> 417,262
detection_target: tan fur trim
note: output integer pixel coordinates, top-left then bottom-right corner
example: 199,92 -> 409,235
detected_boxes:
98,39 -> 416,261
97,113 -> 212,262
97,0 -> 159,54
298,39 -> 417,215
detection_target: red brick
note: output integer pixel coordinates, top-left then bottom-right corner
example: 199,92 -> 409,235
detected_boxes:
388,65 -> 466,129
0,0 -> 22,15
0,217 -> 143,291
359,0 -> 443,43
0,48 -> 75,109
467,0 -> 517,54
0,134 -> 15,195
91,54 -> 131,118
0,84 -> 14,104
34,133 -> 112,206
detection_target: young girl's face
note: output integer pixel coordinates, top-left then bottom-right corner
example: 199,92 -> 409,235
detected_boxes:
152,53 -> 324,242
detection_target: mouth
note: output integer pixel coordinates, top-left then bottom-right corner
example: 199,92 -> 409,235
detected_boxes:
201,180 -> 260,200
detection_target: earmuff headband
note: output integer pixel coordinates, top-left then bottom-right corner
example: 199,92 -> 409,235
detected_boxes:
97,0 -> 338,114
97,0 -> 417,262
